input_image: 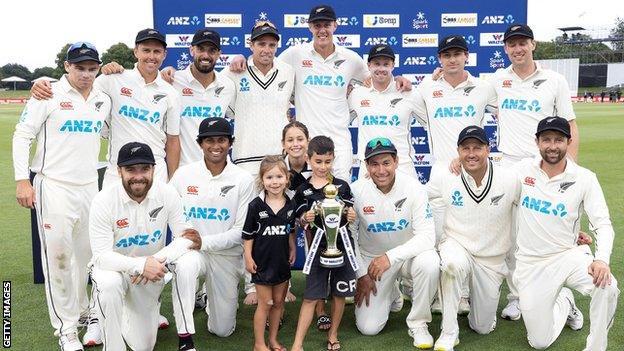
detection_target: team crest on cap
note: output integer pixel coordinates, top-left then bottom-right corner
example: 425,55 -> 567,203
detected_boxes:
208,120 -> 218,126
510,25 -> 522,31
204,31 -> 213,35
376,46 -> 386,52
316,7 -> 325,13
446,37 -> 456,43
79,48 -> 91,54
466,127 -> 478,133
130,146 -> 142,154
546,117 -> 557,123
148,30 -> 158,34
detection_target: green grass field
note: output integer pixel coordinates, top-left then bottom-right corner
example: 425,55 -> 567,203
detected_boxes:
0,101 -> 623,350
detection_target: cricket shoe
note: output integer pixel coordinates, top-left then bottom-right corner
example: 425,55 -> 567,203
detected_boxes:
59,332 -> 83,351
159,315 -> 170,329
82,319 -> 102,347
501,299 -> 521,321
434,332 -> 459,351
564,288 -> 583,331
179,334 -> 196,351
409,326 -> 434,349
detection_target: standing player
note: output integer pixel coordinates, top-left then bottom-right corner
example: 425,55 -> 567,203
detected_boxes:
427,126 -> 520,350
348,45 -> 426,178
168,117 -> 254,348
514,117 -> 618,350
351,138 -> 439,349
491,24 -> 580,320
13,42 -> 110,350
31,28 -> 182,186
89,142 -> 200,351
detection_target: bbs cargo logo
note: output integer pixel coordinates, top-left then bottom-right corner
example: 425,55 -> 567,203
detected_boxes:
402,34 -> 438,48
363,14 -> 400,28
204,14 -> 242,28
440,13 -> 478,27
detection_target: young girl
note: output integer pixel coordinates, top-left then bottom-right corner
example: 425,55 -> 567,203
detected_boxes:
243,155 -> 296,351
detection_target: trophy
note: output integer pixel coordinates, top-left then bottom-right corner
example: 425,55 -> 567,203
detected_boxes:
313,184 -> 345,268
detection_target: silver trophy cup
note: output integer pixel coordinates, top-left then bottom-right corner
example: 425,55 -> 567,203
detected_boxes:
314,184 -> 345,268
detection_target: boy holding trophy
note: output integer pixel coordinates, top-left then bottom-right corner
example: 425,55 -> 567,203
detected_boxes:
291,136 -> 358,351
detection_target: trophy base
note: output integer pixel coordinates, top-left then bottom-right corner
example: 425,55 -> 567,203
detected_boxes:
320,254 -> 344,268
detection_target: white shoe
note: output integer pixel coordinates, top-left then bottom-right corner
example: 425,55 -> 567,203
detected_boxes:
564,290 -> 583,331
431,297 -> 442,315
158,315 -> 169,329
82,319 -> 102,347
501,299 -> 521,321
458,297 -> 470,315
390,293 -> 404,313
59,332 -> 83,351
410,326 -> 434,349
434,332 -> 459,351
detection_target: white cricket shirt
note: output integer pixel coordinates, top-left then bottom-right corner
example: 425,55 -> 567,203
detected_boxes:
490,62 -> 576,158
515,157 -> 614,264
279,43 -> 369,152
173,67 -> 236,166
169,160 -> 254,255
13,75 -> 111,185
414,73 -> 497,163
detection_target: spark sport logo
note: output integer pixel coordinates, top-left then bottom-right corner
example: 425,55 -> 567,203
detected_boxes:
412,11 -> 429,29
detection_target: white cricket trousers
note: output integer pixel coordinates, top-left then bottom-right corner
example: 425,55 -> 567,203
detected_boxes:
33,174 -> 96,335
102,158 -> 168,189
355,250 -> 440,335
439,239 -> 506,336
171,250 -> 243,336
332,148 -> 353,183
91,268 -> 165,351
515,246 -> 619,350
501,154 -> 525,301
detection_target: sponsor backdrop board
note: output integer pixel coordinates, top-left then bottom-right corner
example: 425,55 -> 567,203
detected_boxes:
154,0 -> 527,184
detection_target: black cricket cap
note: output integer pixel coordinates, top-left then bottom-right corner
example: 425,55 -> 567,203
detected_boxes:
192,29 -> 221,49
457,126 -> 488,146
250,23 -> 280,41
438,35 -> 468,54
66,42 -> 101,64
504,24 -> 534,42
135,28 -> 167,48
364,138 -> 398,160
308,5 -> 337,22
117,142 -> 156,167
197,117 -> 233,139
535,116 -> 571,138
368,44 -> 395,62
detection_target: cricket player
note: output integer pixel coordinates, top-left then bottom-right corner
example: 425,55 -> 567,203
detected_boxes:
168,117 -> 254,348
89,142 -> 200,351
348,45 -> 426,179
31,28 -> 182,187
13,42 -> 111,350
491,24 -> 580,320
351,138 -> 439,349
514,117 -> 618,350
427,126 -> 520,350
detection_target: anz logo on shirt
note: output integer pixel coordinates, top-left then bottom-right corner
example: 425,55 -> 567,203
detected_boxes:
262,224 -> 291,236
451,190 -> 464,207
521,196 -> 568,217
118,105 -> 161,124
239,78 -> 250,92
433,105 -> 476,118
302,75 -> 346,87
425,203 -> 433,219
115,230 -> 163,248
366,219 -> 409,233
181,105 -> 224,118
500,99 -> 542,112
362,114 -> 400,126
185,206 -> 231,221
59,119 -> 103,133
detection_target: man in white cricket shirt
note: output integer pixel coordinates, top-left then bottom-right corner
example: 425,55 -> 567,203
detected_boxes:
13,42 -> 111,350
427,126 -> 520,351
89,142 -> 200,351
351,138 -> 439,349
514,117 -> 618,351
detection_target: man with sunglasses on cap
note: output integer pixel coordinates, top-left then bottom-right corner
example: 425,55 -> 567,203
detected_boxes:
350,137 -> 439,349
427,126 -> 520,350
13,42 -> 111,350
512,117 -> 617,350
169,117 -> 254,348
31,29 -> 182,187
89,141 -> 200,351
348,45 -> 426,179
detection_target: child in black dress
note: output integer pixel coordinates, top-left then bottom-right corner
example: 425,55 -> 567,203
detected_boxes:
243,155 -> 296,351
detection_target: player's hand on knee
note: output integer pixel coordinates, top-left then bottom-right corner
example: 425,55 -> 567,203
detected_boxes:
355,275 -> 377,307
15,180 -> 35,209
30,80 -> 53,100
577,231 -> 593,245
160,66 -> 176,83
142,256 -> 167,282
394,75 -> 413,92
131,274 -> 149,285
588,260 -> 612,288
181,228 -> 202,250
101,61 -> 124,75
229,55 -> 247,73
367,254 -> 391,281
245,256 -> 257,274
346,207 -> 356,223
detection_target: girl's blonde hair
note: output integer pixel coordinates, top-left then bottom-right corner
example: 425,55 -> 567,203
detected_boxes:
256,155 -> 291,192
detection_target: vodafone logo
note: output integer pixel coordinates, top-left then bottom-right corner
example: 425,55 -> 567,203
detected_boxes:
59,101 -> 73,110
182,88 -> 194,96
120,87 -> 133,97
302,59 -> 313,68
432,90 -> 443,98
363,206 -> 375,214
502,80 -> 512,88
187,185 -> 199,195
523,176 -> 535,186
116,218 -> 129,229
360,99 -> 370,107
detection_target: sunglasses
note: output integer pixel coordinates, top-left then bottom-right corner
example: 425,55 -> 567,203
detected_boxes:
69,41 -> 97,52
367,137 -> 393,149
253,20 -> 277,30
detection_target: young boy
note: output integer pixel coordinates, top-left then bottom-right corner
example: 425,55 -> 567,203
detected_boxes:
291,136 -> 358,351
